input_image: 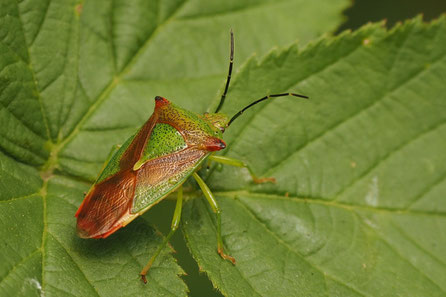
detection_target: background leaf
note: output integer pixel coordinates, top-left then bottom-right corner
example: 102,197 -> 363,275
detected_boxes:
184,17 -> 446,296
0,0 -> 348,296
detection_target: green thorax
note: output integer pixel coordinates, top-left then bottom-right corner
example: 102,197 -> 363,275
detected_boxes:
157,102 -> 226,144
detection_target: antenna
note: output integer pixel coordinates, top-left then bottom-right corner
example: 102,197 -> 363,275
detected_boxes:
227,93 -> 309,127
215,30 -> 234,113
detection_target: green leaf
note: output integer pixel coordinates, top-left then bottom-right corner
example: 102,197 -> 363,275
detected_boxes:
0,0 -> 347,296
183,17 -> 446,296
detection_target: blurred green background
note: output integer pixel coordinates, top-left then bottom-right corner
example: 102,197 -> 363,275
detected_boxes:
144,1 -> 446,296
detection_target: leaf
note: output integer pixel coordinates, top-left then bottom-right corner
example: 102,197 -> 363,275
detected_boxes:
0,0 -> 348,296
183,17 -> 446,296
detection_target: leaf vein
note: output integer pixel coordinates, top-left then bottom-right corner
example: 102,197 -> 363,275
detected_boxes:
217,190 -> 446,217
404,170 -> 446,210
28,0 -> 51,47
334,119 -> 446,201
0,98 -> 47,143
56,0 -> 191,156
199,198 -> 264,297
235,197 -> 368,297
14,0 -> 51,141
356,216 -> 446,294
390,221 -> 446,268
40,180 -> 47,295
48,233 -> 101,297
0,248 -> 40,287
0,193 -> 40,203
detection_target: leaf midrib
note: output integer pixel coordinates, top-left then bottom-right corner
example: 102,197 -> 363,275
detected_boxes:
6,178 -> 446,217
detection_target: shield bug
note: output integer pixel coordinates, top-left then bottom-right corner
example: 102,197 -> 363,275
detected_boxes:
75,31 -> 308,283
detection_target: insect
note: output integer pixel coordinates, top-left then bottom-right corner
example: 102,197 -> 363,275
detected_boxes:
75,31 -> 308,283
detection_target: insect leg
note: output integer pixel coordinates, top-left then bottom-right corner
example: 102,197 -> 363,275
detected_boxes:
208,155 -> 276,184
206,152 -> 216,169
192,172 -> 235,264
140,186 -> 183,284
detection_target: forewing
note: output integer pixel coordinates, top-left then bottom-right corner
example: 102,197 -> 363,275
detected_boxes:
75,112 -> 159,238
132,147 -> 208,213
76,169 -> 137,238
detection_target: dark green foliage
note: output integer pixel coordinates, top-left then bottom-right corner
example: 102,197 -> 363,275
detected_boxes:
1,0 -> 445,296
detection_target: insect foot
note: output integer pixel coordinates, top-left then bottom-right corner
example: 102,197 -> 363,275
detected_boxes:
141,274 -> 148,284
253,177 -> 276,184
218,247 -> 236,265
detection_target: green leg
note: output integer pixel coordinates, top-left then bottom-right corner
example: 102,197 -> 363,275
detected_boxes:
208,155 -> 276,184
192,172 -> 235,264
140,186 -> 183,284
206,152 -> 215,169
206,156 -> 213,169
